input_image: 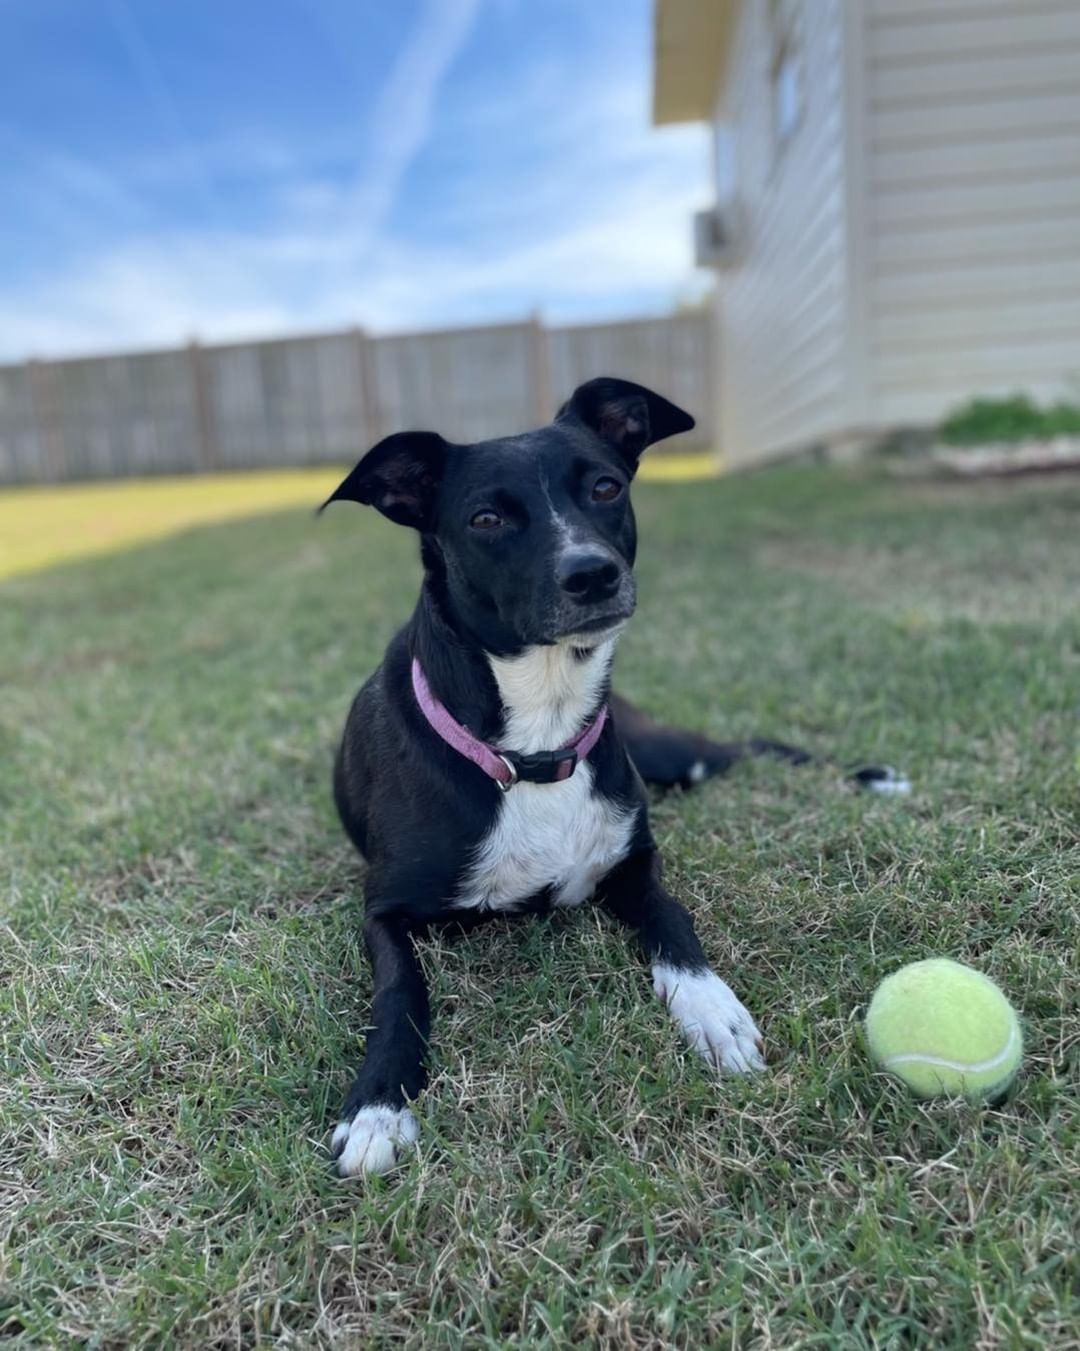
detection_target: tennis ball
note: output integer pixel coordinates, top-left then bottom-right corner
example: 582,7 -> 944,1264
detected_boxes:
865,958 -> 1021,1101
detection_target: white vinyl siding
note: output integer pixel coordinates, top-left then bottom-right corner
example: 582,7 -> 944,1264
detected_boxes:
864,0 -> 1080,424
715,0 -> 852,467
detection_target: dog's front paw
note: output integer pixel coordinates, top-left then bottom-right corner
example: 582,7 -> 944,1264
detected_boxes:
331,1104 -> 418,1177
652,964 -> 766,1074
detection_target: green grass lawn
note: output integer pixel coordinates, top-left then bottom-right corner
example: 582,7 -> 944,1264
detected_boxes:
1,466 -> 1077,1348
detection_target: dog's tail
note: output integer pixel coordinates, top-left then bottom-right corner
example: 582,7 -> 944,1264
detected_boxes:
611,693 -> 910,795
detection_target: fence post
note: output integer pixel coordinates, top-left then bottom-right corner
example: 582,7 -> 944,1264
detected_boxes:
187,339 -> 219,473
27,358 -> 67,483
353,326 -> 381,450
529,312 -> 553,425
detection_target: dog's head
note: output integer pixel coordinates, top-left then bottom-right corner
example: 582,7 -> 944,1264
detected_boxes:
321,377 -> 693,654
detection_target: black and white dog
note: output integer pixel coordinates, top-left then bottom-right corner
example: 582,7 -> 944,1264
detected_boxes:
320,378 -> 901,1176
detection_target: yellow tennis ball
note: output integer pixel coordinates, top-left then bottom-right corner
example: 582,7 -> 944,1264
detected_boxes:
865,958 -> 1022,1101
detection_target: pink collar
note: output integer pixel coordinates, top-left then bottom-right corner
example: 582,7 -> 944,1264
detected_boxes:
411,658 -> 608,791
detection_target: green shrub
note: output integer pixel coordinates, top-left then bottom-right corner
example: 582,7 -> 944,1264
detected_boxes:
939,393 -> 1080,446
1044,401 -> 1080,438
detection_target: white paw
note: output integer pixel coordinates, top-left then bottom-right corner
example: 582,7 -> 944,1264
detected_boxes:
652,964 -> 766,1073
867,766 -> 912,796
331,1104 -> 418,1177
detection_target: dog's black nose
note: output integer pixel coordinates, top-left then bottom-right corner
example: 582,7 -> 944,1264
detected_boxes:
557,550 -> 621,603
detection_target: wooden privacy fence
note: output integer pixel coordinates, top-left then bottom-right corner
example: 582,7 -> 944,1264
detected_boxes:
0,312 -> 713,485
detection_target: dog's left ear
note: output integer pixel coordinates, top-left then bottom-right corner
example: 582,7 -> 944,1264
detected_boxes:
318,431 -> 449,531
556,377 -> 694,471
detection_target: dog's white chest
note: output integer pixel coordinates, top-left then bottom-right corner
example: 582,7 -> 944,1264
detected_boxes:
455,638 -> 636,912
457,765 -> 635,911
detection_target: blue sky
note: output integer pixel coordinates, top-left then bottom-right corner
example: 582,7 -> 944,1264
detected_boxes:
0,0 -> 713,360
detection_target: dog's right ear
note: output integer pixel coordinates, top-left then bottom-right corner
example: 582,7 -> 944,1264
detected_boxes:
556,377 -> 694,473
318,431 -> 449,531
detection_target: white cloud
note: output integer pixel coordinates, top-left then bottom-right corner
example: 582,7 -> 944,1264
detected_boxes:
344,0 -> 484,245
0,9 -> 713,361
106,0 -> 223,223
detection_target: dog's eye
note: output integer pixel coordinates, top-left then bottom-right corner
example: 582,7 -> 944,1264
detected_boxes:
469,509 -> 502,530
591,476 -> 623,503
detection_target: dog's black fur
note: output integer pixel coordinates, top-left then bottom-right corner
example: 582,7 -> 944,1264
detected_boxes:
320,378 -> 879,1176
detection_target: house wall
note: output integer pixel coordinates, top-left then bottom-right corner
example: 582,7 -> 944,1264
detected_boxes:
714,0 -> 854,467
863,0 -> 1080,426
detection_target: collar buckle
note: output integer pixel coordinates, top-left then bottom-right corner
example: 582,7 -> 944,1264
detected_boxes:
501,746 -> 579,786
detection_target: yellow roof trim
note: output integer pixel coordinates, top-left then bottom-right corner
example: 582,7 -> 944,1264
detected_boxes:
652,0 -> 739,125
